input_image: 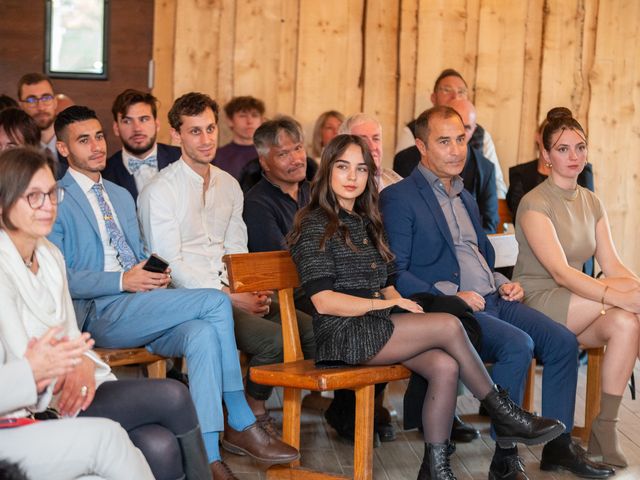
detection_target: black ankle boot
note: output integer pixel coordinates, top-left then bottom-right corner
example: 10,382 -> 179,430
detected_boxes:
480,385 -> 564,447
176,425 -> 213,480
417,443 -> 456,480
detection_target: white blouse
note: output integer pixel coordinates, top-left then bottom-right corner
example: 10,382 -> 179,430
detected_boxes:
0,230 -> 114,418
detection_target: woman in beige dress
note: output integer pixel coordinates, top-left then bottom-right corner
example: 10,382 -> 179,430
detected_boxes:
514,107 -> 640,468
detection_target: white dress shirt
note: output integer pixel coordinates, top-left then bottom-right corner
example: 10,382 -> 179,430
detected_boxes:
121,144 -> 159,194
137,159 -> 247,290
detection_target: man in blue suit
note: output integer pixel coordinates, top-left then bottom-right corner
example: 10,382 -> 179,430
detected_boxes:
102,89 -> 180,201
380,106 -> 612,480
49,105 -> 299,478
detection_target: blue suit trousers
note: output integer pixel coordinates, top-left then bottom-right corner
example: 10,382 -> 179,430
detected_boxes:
84,287 -> 240,433
476,292 -> 578,430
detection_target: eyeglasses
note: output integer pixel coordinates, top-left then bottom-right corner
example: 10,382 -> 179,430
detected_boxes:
23,187 -> 65,209
436,86 -> 469,97
20,95 -> 55,108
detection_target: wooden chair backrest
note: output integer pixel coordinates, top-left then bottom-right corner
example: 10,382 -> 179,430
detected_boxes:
223,251 -> 303,363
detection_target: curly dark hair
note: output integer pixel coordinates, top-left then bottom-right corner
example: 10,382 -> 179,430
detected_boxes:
288,134 -> 393,262
168,92 -> 219,131
111,88 -> 158,121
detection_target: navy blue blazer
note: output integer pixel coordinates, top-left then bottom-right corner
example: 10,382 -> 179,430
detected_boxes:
380,168 -> 496,297
102,143 -> 181,200
393,145 -> 498,233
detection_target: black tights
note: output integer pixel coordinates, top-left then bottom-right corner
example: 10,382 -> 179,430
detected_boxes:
80,378 -> 199,480
365,312 -> 493,443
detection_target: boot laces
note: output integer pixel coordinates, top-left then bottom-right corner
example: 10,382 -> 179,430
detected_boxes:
433,446 -> 456,479
497,388 -> 533,423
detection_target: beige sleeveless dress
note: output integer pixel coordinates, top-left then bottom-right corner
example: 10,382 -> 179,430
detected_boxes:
513,177 -> 604,324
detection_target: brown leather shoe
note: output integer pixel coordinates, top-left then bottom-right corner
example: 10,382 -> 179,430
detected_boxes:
222,422 -> 300,464
210,460 -> 238,480
255,412 -> 280,437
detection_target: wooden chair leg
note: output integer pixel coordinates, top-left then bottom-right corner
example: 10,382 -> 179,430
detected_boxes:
353,385 -> 375,480
572,347 -> 604,441
522,358 -> 536,412
583,348 -> 603,439
282,387 -> 302,467
146,359 -> 166,378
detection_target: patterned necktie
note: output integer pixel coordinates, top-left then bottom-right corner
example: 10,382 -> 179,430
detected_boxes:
91,183 -> 137,270
128,155 -> 157,174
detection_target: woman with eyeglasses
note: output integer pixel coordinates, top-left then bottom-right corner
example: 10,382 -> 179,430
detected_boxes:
288,134 -> 563,480
0,148 -> 212,480
514,107 -> 640,468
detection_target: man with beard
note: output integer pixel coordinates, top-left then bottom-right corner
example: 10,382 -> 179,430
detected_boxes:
17,73 -> 68,178
102,89 -> 180,201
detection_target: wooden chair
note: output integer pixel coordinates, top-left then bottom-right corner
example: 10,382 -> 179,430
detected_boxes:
572,346 -> 604,441
95,347 -> 167,378
497,199 -> 513,233
223,251 -> 411,480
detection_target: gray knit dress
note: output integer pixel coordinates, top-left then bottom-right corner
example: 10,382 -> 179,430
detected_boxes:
290,208 -> 395,365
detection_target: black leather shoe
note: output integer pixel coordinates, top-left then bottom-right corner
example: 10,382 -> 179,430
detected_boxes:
374,403 -> 396,442
540,439 -> 615,478
489,455 -> 528,480
450,415 -> 480,443
417,442 -> 456,480
324,404 -> 381,447
481,385 -> 564,447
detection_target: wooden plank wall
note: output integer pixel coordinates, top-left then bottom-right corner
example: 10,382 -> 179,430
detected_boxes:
153,0 -> 640,271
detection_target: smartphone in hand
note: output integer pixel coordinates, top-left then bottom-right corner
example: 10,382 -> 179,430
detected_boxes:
143,254 -> 169,273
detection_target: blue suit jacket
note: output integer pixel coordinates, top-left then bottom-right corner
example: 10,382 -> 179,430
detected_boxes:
102,143 -> 181,200
48,171 -> 145,328
380,168 -> 496,297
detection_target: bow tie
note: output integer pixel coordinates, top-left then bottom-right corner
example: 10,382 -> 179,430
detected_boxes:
128,156 -> 157,174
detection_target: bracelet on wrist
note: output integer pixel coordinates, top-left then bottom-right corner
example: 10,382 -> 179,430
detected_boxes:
600,285 -> 609,316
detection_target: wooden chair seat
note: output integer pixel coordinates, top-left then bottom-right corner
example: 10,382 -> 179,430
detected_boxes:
224,250 -> 409,480
95,347 -> 167,379
251,358 -> 410,394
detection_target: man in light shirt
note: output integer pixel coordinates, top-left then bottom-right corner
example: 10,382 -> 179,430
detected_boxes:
137,93 -> 315,439
102,89 -> 181,201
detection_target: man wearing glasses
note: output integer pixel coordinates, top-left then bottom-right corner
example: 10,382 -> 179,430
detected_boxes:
393,69 -> 507,198
17,73 -> 68,178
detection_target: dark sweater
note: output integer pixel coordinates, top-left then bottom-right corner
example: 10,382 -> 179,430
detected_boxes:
290,209 -> 395,365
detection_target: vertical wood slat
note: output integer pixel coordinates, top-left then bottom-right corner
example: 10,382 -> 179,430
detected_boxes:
538,0 -> 587,123
172,0 -> 222,98
294,0 -> 364,143
587,0 -> 640,270
515,0 -> 544,168
475,0 -> 528,169
362,0 -> 400,167
395,0 -> 418,152
152,0 -> 177,145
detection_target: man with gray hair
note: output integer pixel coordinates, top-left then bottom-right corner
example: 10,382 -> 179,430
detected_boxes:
238,116 -> 317,193
339,113 -> 402,191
